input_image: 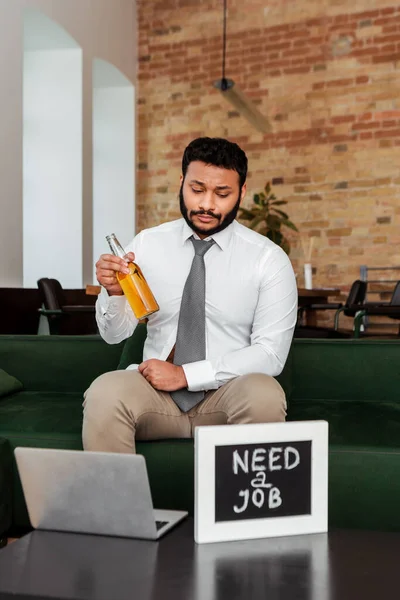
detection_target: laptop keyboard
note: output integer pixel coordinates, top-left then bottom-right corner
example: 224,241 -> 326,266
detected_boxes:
155,520 -> 169,531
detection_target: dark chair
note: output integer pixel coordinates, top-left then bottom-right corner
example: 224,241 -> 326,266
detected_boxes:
37,278 -> 97,335
333,279 -> 368,330
353,281 -> 400,338
295,280 -> 367,338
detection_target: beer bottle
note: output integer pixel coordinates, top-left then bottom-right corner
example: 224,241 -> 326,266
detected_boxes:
106,233 -> 159,320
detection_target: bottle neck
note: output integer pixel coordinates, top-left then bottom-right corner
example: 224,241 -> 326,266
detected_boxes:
106,234 -> 126,259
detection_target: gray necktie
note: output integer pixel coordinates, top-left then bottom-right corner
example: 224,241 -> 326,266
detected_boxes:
171,236 -> 215,412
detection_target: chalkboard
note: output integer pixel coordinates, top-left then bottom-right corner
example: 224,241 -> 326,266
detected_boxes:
215,441 -> 311,522
195,421 -> 328,544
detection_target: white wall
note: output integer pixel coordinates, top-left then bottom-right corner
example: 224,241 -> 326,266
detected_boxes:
93,59 -> 135,282
23,47 -> 82,288
0,0 -> 136,287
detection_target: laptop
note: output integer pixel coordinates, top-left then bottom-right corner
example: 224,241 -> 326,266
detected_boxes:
14,447 -> 188,540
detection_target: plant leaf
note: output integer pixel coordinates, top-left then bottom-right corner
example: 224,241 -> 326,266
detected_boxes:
249,215 -> 266,230
272,208 -> 289,219
281,219 -> 299,232
267,214 -> 281,230
268,230 -> 283,245
241,181 -> 298,255
238,207 -> 259,220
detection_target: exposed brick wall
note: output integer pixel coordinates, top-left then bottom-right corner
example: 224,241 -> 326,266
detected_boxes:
137,0 -> 400,325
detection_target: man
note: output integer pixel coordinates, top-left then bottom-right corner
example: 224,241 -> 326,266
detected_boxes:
83,137 -> 298,453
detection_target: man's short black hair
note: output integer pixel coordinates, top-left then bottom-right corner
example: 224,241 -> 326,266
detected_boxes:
182,137 -> 248,188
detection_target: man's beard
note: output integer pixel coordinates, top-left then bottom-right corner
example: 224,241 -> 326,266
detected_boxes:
179,184 -> 241,237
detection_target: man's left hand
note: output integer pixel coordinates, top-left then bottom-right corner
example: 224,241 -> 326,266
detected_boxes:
138,359 -> 187,392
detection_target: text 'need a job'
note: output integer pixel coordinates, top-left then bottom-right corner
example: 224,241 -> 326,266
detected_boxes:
232,446 -> 301,514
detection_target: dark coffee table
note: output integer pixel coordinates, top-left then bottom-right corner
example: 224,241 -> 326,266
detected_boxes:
0,519 -> 399,600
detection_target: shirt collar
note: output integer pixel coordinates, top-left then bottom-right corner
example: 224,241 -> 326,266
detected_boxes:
180,218 -> 234,251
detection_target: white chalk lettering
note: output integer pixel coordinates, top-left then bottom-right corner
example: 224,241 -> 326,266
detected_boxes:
233,482 -> 282,514
251,448 -> 266,471
251,472 -> 272,489
233,449 -> 249,474
269,487 -> 282,509
233,445 -> 301,475
233,489 -> 249,513
269,447 -> 283,471
252,488 -> 264,508
284,447 -> 300,470
229,443 -> 302,515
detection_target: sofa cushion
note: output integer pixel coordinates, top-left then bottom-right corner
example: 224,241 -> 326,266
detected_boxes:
287,399 -> 400,447
0,392 -> 84,443
291,339 -> 400,402
275,348 -> 293,401
0,336 -> 124,393
0,369 -> 23,399
329,446 -> 400,531
117,324 -> 148,370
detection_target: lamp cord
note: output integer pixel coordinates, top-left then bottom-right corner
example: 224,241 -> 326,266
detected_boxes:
222,0 -> 227,85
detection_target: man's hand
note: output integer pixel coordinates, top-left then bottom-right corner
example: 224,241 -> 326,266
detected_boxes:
138,359 -> 187,391
95,252 -> 135,296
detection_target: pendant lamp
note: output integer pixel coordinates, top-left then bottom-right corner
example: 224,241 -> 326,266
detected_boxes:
213,0 -> 272,134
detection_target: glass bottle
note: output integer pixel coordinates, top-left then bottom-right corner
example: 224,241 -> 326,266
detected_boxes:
106,233 -> 159,320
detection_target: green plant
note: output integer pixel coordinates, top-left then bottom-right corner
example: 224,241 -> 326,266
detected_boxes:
238,182 -> 298,254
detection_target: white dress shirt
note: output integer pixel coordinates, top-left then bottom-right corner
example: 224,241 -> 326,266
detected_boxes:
96,218 -> 298,391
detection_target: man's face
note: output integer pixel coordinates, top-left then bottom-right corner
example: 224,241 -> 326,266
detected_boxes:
179,161 -> 246,239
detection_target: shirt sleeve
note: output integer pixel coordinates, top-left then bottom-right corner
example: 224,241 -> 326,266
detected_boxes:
182,248 -> 298,391
95,235 -> 141,344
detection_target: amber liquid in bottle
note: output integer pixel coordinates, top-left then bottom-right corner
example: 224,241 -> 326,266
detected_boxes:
117,263 -> 159,319
106,234 -> 159,320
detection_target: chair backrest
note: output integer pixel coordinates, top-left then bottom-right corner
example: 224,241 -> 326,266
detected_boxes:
344,280 -> 367,308
37,278 -> 65,311
390,281 -> 400,306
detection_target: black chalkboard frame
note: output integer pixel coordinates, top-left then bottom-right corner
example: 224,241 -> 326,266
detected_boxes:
194,420 -> 328,544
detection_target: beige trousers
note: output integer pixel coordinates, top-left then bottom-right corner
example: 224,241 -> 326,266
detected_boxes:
82,371 -> 286,453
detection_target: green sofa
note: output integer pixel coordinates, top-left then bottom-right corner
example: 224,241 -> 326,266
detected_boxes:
0,326 -> 399,537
